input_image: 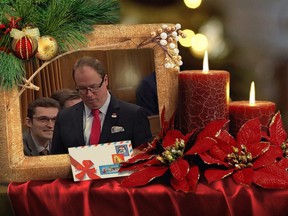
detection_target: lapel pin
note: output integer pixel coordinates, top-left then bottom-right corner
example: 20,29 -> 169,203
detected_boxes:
111,113 -> 117,118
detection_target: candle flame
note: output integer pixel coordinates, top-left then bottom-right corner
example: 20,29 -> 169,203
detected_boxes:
203,50 -> 209,73
249,81 -> 256,106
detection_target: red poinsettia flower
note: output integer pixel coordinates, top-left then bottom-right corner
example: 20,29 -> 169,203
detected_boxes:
120,109 -> 230,192
196,118 -> 288,188
185,119 -> 229,156
120,107 -> 201,192
265,111 -> 288,169
120,127 -> 197,192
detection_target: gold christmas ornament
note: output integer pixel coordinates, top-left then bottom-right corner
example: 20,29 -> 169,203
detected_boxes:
36,35 -> 58,61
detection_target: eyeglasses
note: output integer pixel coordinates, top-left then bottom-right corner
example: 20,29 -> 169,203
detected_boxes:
32,116 -> 57,124
76,77 -> 105,94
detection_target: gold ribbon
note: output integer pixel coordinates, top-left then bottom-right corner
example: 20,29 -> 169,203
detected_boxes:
10,27 -> 40,40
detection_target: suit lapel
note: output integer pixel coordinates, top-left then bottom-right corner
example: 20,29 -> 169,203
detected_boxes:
73,102 -> 85,146
100,96 -> 120,143
23,131 -> 39,156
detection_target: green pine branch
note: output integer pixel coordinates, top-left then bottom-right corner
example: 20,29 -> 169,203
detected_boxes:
0,0 -> 120,89
0,52 -> 24,90
23,0 -> 120,51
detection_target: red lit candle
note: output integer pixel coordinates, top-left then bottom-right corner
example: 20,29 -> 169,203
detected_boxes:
229,81 -> 275,136
178,51 -> 230,134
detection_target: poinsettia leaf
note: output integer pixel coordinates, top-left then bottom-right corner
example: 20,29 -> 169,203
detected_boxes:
278,158 -> 288,169
168,112 -> 176,130
159,107 -> 176,138
121,152 -> 155,165
204,168 -> 234,184
120,155 -> 168,172
170,165 -> 200,193
232,168 -> 254,186
170,158 -> 189,180
121,166 -> 168,187
135,140 -> 157,151
186,137 -> 217,155
199,152 -> 228,166
119,162 -> 147,172
253,145 -> 283,169
269,111 -> 287,146
170,176 -> 190,193
144,156 -> 164,166
209,140 -> 232,161
237,118 -> 261,144
183,128 -> 197,143
253,162 -> 288,189
196,119 -> 229,141
162,130 -> 184,148
261,130 -> 270,142
245,141 -> 270,159
216,130 -> 237,146
159,107 -> 168,138
186,165 -> 200,192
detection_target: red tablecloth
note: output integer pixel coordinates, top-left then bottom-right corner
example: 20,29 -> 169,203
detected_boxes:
8,177 -> 288,216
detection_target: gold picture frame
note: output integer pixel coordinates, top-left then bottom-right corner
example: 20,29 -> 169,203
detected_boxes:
0,24 -> 179,182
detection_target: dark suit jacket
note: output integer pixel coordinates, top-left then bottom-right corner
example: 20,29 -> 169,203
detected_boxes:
23,130 -> 39,156
136,72 -> 159,116
51,96 -> 152,154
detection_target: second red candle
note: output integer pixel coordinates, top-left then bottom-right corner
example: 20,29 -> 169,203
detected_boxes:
229,101 -> 275,137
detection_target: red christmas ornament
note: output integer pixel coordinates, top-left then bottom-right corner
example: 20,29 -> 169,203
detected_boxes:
11,36 -> 38,60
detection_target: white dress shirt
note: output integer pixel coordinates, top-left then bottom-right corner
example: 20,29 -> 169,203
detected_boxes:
30,132 -> 51,154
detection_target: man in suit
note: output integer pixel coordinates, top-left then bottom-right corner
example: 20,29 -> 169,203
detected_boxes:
23,98 -> 60,156
51,56 -> 152,154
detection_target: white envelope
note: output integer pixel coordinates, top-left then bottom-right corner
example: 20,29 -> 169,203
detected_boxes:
68,140 -> 133,181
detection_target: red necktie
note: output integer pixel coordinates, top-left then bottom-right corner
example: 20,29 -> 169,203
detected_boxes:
90,109 -> 101,144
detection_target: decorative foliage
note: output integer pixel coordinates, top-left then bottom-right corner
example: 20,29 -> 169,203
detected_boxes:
120,107 -> 200,193
264,111 -> 288,168
138,23 -> 186,69
0,51 -> 24,89
120,110 -> 288,192
197,118 -> 285,188
0,0 -> 120,89
120,108 -> 229,192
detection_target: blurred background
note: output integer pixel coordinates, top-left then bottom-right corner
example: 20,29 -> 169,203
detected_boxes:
120,0 -> 288,129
